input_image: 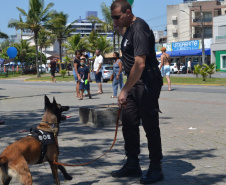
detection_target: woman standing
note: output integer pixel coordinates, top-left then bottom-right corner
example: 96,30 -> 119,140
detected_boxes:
111,52 -> 124,98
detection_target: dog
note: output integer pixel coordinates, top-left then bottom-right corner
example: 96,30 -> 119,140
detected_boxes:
0,95 -> 72,185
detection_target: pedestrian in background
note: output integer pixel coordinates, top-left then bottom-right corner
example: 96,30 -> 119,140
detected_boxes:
159,47 -> 171,91
49,59 -> 57,83
177,58 -> 180,74
187,59 -> 191,74
77,58 -> 92,100
111,0 -> 164,184
93,49 -> 103,94
111,52 -> 124,98
73,51 -> 82,97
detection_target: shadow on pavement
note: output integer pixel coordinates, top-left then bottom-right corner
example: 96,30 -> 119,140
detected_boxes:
1,106 -> 226,185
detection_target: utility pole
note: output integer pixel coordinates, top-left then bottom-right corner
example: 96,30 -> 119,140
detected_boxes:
200,5 -> 205,64
189,5 -> 205,64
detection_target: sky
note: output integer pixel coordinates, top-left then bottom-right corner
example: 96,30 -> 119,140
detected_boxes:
0,0 -> 183,36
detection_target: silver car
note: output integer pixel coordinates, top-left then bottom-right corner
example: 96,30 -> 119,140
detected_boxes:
90,64 -> 113,82
101,65 -> 113,82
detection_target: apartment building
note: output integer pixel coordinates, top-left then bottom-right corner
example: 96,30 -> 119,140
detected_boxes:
167,0 -> 226,43
211,14 -> 226,71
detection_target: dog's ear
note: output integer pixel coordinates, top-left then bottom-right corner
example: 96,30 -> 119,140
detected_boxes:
45,95 -> 51,108
53,97 -> 57,106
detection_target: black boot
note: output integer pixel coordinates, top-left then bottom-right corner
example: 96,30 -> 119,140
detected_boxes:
111,157 -> 142,178
140,161 -> 164,184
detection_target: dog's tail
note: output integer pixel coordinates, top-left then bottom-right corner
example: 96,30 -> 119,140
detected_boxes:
0,156 -> 8,166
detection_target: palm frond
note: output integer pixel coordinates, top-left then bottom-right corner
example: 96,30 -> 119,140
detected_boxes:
16,7 -> 28,17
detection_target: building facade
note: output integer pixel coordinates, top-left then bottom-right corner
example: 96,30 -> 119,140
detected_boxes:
211,15 -> 226,72
167,0 -> 226,43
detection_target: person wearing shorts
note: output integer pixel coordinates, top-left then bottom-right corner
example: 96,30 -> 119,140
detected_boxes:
77,58 -> 92,100
93,49 -> 103,94
159,47 -> 171,91
49,59 -> 57,83
73,51 -> 82,97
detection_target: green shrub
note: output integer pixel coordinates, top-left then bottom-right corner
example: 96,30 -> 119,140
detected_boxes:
193,64 -> 202,78
60,69 -> 67,78
200,65 -> 209,81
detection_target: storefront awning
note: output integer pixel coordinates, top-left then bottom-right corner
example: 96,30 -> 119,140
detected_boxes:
156,48 -> 210,58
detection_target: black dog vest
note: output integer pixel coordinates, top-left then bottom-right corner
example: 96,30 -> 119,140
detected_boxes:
28,125 -> 56,164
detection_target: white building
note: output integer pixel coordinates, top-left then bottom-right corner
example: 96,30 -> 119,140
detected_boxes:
211,14 -> 226,72
167,0 -> 226,43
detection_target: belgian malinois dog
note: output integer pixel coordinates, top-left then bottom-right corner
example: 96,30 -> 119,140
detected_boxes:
0,95 -> 72,185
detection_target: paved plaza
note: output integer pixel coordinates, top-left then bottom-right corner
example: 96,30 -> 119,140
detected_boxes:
0,77 -> 226,185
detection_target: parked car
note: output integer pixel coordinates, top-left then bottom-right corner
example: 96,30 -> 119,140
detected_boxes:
101,65 -> 113,82
90,64 -> 113,82
182,62 -> 200,74
170,63 -> 178,74
38,66 -> 46,72
169,63 -> 185,74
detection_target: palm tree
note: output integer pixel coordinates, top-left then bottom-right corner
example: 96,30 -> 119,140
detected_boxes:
8,0 -> 54,77
38,29 -> 54,72
0,31 -> 8,39
88,1 -> 120,52
84,31 -> 98,57
63,55 -> 72,75
193,64 -> 201,78
205,63 -> 216,78
63,34 -> 87,56
45,11 -> 77,70
96,36 -> 113,56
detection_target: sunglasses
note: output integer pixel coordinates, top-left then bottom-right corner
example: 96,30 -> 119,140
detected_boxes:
111,14 -> 122,20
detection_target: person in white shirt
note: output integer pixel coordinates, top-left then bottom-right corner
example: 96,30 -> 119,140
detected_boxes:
187,59 -> 191,74
93,49 -> 103,93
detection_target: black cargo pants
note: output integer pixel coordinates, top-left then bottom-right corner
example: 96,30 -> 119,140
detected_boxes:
122,76 -> 163,161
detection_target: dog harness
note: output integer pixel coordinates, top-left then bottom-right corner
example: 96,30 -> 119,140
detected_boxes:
28,125 -> 56,164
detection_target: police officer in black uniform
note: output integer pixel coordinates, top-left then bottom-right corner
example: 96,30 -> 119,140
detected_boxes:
111,0 -> 164,184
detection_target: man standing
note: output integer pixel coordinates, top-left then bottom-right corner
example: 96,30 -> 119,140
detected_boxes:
49,59 -> 57,83
73,51 -> 82,97
159,47 -> 171,91
111,0 -> 164,184
93,49 -> 103,94
187,59 -> 191,74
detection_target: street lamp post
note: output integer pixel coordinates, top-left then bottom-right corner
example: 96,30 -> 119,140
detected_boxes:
199,6 -> 206,64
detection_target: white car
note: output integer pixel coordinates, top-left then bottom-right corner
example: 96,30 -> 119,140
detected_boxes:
90,64 -> 113,82
170,63 -> 185,74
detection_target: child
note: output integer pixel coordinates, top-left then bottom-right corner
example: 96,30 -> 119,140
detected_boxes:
77,58 -> 92,100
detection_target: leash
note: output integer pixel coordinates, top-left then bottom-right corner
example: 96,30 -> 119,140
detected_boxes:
53,106 -> 122,166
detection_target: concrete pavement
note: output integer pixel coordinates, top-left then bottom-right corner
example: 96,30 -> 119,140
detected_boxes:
0,78 -> 226,185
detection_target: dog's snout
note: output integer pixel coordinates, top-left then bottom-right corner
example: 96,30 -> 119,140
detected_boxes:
61,106 -> 70,112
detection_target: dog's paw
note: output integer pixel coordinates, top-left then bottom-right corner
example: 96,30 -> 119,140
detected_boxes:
64,174 -> 72,180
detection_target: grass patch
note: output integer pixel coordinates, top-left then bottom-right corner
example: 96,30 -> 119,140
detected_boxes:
0,73 -> 24,78
26,74 -> 75,82
163,76 -> 226,86
4,73 -> 226,86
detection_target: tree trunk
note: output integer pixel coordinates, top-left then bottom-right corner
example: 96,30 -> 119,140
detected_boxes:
113,31 -> 115,52
59,38 -> 62,70
117,33 -> 120,52
35,32 -> 40,77
40,47 -> 43,73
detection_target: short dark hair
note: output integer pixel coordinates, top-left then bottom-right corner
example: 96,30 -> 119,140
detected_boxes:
114,52 -> 120,59
111,0 -> 132,13
75,50 -> 81,55
80,58 -> 86,62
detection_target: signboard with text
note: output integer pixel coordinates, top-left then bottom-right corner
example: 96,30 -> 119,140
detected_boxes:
172,40 -> 200,51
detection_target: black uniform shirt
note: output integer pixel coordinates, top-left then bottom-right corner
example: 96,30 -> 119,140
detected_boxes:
121,17 -> 158,76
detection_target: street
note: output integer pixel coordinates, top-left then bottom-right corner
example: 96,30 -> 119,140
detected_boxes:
0,78 -> 226,185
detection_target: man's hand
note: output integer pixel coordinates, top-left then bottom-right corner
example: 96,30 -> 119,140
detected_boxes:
96,70 -> 99,75
116,75 -> 119,80
118,89 -> 128,107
